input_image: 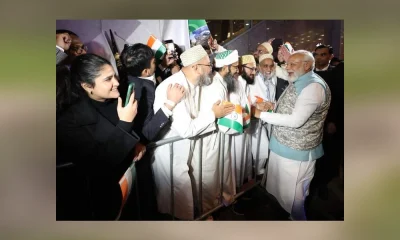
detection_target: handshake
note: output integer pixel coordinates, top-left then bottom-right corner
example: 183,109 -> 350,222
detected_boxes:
252,101 -> 275,119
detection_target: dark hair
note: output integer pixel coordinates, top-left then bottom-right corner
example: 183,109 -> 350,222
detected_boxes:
56,29 -> 79,37
174,43 -> 183,67
314,44 -> 333,54
331,57 -> 341,63
120,43 -> 154,77
57,54 -> 111,114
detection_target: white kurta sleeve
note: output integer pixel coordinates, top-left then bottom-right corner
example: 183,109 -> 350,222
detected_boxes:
170,101 -> 216,138
260,83 -> 325,128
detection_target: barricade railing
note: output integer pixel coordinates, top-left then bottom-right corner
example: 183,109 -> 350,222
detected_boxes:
147,118 -> 268,220
56,118 -> 270,221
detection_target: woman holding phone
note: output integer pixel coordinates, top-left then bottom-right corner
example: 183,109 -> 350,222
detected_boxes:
56,54 -> 141,220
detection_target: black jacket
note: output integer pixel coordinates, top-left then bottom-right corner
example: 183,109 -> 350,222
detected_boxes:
121,75 -> 170,144
56,96 -> 140,220
275,77 -> 289,101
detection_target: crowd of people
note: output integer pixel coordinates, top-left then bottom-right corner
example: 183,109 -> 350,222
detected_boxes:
56,29 -> 343,221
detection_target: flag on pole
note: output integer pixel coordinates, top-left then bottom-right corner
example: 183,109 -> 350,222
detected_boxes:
118,163 -> 136,212
188,20 -> 211,47
217,101 -> 243,134
147,35 -> 166,60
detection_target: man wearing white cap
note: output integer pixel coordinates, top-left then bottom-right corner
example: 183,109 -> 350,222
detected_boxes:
258,54 -> 289,103
198,49 -> 239,215
152,45 -> 235,220
253,50 -> 331,220
254,42 -> 274,64
254,41 -> 290,80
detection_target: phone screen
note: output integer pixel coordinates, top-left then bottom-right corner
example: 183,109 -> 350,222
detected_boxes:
125,82 -> 135,107
166,43 -> 175,54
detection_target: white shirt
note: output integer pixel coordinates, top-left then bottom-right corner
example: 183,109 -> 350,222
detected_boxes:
56,45 -> 64,52
260,83 -> 325,128
315,65 -> 330,71
154,71 -> 216,138
140,75 -> 172,117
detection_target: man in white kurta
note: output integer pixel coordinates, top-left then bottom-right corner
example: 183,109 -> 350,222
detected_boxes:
232,55 -> 257,187
253,50 -> 331,220
199,50 -> 239,213
253,41 -> 289,80
247,55 -> 278,178
152,45 -> 235,220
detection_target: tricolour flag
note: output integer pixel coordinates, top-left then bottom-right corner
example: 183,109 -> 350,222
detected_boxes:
217,102 -> 243,134
147,35 -> 166,60
118,163 -> 136,212
243,103 -> 251,129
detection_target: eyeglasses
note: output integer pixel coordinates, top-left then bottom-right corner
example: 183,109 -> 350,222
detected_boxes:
197,63 -> 212,68
71,44 -> 88,54
243,65 -> 257,72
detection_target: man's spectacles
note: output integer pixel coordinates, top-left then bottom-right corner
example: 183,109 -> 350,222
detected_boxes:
71,45 -> 88,54
197,63 -> 212,68
243,65 -> 257,72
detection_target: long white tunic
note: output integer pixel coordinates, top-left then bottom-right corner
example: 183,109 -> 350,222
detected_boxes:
152,71 -> 216,220
198,72 -> 236,213
229,77 -> 253,187
246,74 -> 273,174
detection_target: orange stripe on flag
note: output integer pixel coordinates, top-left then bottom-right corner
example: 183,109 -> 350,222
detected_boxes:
147,35 -> 156,47
255,96 -> 265,103
120,177 -> 129,206
235,105 -> 242,114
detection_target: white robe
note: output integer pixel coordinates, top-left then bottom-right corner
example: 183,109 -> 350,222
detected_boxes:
229,77 -> 252,187
246,74 -> 273,175
152,71 -> 216,220
197,72 -> 235,213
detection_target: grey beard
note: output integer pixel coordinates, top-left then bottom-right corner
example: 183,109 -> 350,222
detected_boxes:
198,72 -> 212,87
224,73 -> 237,93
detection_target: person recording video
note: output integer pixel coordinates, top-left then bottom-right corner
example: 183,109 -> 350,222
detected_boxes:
155,40 -> 183,86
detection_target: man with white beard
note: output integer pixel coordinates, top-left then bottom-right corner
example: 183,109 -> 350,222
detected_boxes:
253,41 -> 290,80
199,50 -> 239,216
253,50 -> 331,220
247,54 -> 285,181
152,45 -> 235,220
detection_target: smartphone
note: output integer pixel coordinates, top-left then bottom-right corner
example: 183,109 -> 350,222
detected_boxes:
125,82 -> 135,107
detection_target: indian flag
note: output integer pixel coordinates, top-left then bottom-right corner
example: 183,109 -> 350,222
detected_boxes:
147,35 -> 166,60
217,102 -> 243,134
243,102 -> 251,129
118,163 -> 136,212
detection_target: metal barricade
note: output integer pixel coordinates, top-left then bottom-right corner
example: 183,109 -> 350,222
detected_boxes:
146,118 -> 269,220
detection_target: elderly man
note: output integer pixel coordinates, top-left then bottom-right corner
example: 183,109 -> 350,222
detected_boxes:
253,50 -> 331,220
258,54 -> 288,102
254,41 -> 274,63
152,45 -> 235,220
254,41 -> 289,80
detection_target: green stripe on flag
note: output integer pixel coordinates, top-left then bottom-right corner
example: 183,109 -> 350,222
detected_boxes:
188,20 -> 207,33
218,118 -> 243,133
155,45 -> 166,60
